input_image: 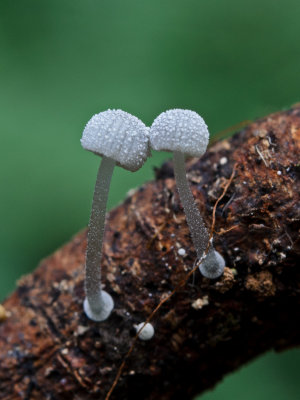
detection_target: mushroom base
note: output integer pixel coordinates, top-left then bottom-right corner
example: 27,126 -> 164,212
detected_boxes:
83,290 -> 114,322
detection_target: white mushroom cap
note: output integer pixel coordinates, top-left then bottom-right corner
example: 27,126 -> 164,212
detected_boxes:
135,322 -> 155,341
81,109 -> 150,172
150,109 -> 209,158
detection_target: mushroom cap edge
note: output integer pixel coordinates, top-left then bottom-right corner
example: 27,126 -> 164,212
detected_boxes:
81,109 -> 150,172
150,109 -> 209,158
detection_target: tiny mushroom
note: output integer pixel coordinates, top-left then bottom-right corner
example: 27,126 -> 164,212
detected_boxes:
135,322 -> 155,341
81,109 -> 149,321
150,109 -> 225,279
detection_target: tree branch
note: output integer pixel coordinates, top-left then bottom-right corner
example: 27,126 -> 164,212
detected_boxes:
0,106 -> 299,400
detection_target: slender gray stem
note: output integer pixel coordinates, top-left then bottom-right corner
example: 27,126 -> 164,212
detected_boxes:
85,156 -> 115,315
173,151 -> 209,258
173,151 -> 224,278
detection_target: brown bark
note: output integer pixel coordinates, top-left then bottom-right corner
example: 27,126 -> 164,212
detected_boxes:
0,106 -> 299,400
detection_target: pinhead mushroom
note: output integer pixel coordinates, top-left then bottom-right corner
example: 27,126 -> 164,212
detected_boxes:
81,109 -> 149,321
150,109 -> 225,279
135,322 -> 155,341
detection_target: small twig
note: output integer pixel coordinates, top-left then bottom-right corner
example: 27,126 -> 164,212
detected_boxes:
215,225 -> 239,236
147,222 -> 168,249
284,229 -> 294,247
105,163 -> 237,400
267,135 -> 277,147
255,144 -> 269,167
209,164 -> 237,241
221,192 -> 236,216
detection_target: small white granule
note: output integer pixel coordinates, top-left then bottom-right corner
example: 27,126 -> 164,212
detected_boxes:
178,248 -> 186,256
220,157 -> 228,165
277,170 -> 282,175
192,295 -> 209,310
135,322 -> 155,341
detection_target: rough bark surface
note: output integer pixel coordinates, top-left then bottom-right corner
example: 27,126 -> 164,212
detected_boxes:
0,106 -> 299,400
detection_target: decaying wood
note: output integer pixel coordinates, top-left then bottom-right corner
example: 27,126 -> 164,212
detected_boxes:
0,106 -> 299,400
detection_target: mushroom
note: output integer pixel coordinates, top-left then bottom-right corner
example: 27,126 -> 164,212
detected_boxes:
81,109 -> 149,321
135,322 -> 155,341
150,109 -> 225,279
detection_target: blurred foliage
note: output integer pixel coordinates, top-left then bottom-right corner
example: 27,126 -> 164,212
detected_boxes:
0,1 -> 299,399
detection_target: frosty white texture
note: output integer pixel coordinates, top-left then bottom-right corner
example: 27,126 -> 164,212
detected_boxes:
81,109 -> 150,172
84,156 -> 115,322
174,151 -> 225,279
199,249 -> 225,279
173,151 -> 209,258
84,290 -> 114,322
173,151 -> 225,278
135,322 -> 155,341
150,109 -> 225,280
82,109 -> 150,322
150,109 -> 209,157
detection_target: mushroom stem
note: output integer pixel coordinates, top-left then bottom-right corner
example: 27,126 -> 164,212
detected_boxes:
173,151 -> 224,278
84,155 -> 115,321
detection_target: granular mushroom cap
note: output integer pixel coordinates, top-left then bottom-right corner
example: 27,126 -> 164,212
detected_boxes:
81,109 -> 150,172
150,109 -> 209,158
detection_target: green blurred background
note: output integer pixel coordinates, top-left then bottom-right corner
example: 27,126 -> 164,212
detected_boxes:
0,1 -> 299,398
